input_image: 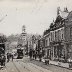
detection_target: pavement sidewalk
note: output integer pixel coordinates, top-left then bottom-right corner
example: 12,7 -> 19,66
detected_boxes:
23,56 -> 72,72
26,56 -> 72,69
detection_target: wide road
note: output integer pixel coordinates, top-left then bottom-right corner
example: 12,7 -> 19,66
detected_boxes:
0,59 -> 52,72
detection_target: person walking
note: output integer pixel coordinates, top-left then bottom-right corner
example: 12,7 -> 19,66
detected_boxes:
11,52 -> 14,61
34,51 -> 37,60
29,49 -> 32,60
12,54 -> 13,61
33,50 -> 35,59
39,49 -> 42,62
7,53 -> 10,62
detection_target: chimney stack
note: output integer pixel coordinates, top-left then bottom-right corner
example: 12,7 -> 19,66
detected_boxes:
64,7 -> 68,12
57,7 -> 60,15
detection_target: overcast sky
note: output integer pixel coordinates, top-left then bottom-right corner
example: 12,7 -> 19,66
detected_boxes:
0,0 -> 72,36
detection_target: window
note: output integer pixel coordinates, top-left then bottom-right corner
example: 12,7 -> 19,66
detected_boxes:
52,32 -> 54,41
57,30 -> 59,41
58,30 -> 61,41
45,39 -> 48,46
70,27 -> 72,37
49,38 -> 50,43
61,28 -> 64,40
55,31 -> 56,41
51,32 -> 52,41
55,31 -> 58,41
48,38 -> 49,46
62,34 -> 63,39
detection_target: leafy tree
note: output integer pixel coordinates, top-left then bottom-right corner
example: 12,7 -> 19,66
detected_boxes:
0,35 -> 7,43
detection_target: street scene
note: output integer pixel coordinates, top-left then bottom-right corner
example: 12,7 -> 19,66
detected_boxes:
0,57 -> 52,72
0,0 -> 72,72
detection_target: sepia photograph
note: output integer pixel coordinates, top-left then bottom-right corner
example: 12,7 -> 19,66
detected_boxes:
0,0 -> 72,72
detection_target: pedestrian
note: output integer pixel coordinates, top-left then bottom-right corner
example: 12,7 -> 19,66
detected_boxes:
33,50 -> 35,59
34,51 -> 37,60
39,53 -> 42,61
39,50 -> 42,62
3,55 -> 6,66
12,54 -> 13,61
1,54 -> 6,66
11,52 -> 14,61
29,49 -> 32,60
7,53 -> 10,62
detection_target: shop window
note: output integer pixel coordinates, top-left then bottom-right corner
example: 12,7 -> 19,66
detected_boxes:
54,46 -> 58,58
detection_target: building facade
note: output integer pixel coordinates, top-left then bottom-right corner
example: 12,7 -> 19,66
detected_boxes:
43,7 -> 72,62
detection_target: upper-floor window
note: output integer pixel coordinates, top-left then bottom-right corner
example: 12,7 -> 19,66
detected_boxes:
49,37 -> 50,43
62,34 -> 64,39
55,31 -> 56,41
58,30 -> 60,41
51,32 -> 52,41
61,28 -> 64,40
48,38 -> 50,46
58,30 -> 61,41
70,27 -> 72,37
52,32 -> 54,41
45,39 -> 48,46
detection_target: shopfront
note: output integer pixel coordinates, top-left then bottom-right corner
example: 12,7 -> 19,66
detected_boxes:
50,42 -> 65,62
44,47 -> 51,59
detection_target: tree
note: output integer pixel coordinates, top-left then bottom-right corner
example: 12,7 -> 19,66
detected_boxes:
0,35 -> 7,43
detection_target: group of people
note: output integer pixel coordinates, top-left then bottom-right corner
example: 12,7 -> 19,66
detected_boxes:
0,53 -> 14,67
29,48 -> 42,61
7,53 -> 14,62
0,54 -> 6,66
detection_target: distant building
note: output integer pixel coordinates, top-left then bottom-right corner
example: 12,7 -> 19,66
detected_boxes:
21,25 -> 27,46
18,25 -> 27,47
27,34 -> 42,53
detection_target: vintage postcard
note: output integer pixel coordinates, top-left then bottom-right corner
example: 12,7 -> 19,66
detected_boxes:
0,0 -> 72,72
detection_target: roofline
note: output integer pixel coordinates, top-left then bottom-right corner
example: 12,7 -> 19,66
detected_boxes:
43,33 -> 50,38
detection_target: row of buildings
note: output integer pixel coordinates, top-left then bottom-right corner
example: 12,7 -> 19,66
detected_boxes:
42,7 -> 72,62
18,7 -> 72,62
27,7 -> 72,62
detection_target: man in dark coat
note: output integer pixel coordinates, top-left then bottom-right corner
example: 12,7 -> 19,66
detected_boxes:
1,54 -> 6,66
7,53 -> 10,62
12,54 -> 13,61
29,49 -> 33,60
